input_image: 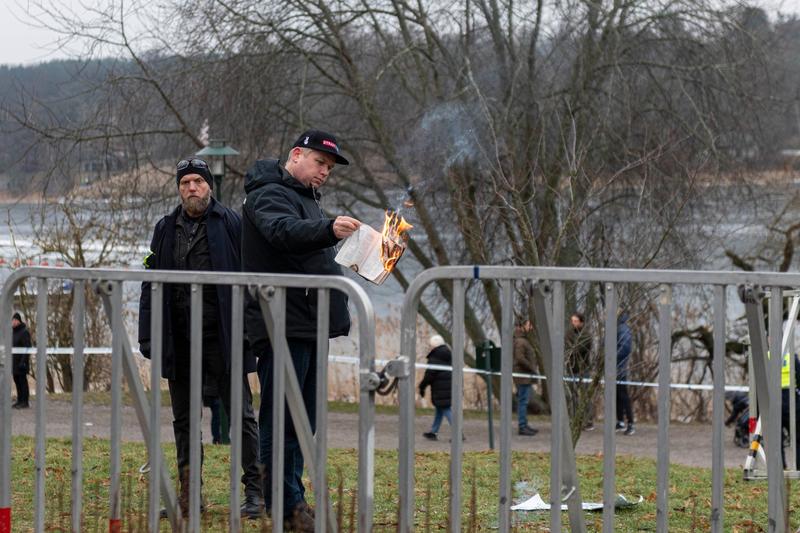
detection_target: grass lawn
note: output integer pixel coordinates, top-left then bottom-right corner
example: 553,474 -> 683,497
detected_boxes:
5,435 -> 797,531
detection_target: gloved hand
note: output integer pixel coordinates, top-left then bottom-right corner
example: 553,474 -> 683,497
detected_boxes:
418,386 -> 425,398
139,341 -> 151,358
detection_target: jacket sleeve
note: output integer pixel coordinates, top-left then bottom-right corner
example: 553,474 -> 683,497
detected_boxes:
137,228 -> 158,358
244,184 -> 339,254
419,358 -> 435,394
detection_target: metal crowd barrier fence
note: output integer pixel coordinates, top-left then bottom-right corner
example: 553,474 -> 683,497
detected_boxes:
0,267 -> 376,533
396,266 -> 795,533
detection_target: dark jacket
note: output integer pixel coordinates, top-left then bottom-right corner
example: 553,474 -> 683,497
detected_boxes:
419,345 -> 453,408
12,322 -> 32,375
137,199 -> 255,380
513,333 -> 536,385
616,314 -> 632,380
241,159 -> 350,351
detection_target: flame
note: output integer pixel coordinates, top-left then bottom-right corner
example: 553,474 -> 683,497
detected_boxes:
380,210 -> 413,272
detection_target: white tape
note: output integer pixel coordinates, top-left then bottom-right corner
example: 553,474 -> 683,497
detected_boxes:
10,348 -> 750,393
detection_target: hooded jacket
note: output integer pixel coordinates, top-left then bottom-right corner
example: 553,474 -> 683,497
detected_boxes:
419,344 -> 453,408
241,159 -> 350,352
137,198 -> 256,380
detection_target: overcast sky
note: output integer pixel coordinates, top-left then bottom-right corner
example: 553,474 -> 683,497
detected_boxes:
2,0 -> 800,67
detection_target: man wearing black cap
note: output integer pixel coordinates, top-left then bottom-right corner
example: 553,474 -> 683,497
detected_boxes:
137,158 -> 264,519
11,312 -> 32,409
242,130 -> 360,530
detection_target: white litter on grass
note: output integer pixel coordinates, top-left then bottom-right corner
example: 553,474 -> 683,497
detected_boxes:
511,493 -> 643,512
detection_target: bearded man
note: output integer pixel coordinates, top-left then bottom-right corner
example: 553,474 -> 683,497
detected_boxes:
138,158 -> 263,519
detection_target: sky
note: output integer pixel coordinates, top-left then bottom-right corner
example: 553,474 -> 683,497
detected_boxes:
2,0 -> 800,66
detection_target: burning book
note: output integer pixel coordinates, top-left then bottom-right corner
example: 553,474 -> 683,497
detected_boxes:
335,210 -> 413,285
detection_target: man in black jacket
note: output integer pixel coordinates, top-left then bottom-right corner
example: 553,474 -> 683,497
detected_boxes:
11,312 -> 31,409
242,129 -> 360,530
138,158 -> 263,519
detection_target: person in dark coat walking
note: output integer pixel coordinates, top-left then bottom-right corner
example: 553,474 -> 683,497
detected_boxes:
11,312 -> 31,409
242,129 -> 360,531
419,335 -> 453,440
616,313 -> 635,435
138,158 -> 263,519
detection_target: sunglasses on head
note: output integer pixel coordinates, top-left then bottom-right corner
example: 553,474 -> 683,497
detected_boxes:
177,158 -> 209,170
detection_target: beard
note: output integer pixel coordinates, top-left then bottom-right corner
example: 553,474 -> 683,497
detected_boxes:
182,192 -> 211,217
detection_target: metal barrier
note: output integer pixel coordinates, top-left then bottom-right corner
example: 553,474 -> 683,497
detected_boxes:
397,266 -> 795,533
0,266 -> 376,533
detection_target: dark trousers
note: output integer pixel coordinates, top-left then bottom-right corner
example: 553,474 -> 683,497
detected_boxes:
258,339 -> 318,513
616,383 -> 633,425
13,373 -> 29,405
781,388 -> 800,469
169,338 -> 262,498
204,395 -> 226,444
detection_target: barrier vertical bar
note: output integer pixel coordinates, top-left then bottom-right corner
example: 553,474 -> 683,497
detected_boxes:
0,281 -> 11,533
149,283 -> 163,533
230,285 -> 244,532
656,284 -> 672,533
109,281 -> 123,532
189,283 -> 203,532
786,296 -> 798,472
602,283 -> 617,533
767,287 -> 785,533
498,280 -> 513,532
398,287 -> 422,533
549,282 -> 565,531
449,279 -> 466,530
271,287 -> 287,533
531,282 -> 586,532
315,289 -> 330,533
748,347 -> 755,443
711,285 -> 725,533
356,288 -> 376,533
34,279 -> 48,533
71,281 -> 86,533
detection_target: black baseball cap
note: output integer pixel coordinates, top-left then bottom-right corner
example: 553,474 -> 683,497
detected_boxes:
292,129 -> 349,165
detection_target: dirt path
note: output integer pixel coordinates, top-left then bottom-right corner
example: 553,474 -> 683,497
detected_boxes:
9,400 -> 748,469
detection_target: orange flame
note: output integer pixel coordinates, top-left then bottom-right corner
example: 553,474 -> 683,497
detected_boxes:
380,210 -> 413,272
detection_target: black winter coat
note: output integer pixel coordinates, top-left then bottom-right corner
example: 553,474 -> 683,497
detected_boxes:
419,345 -> 452,408
241,159 -> 350,352
137,199 -> 256,380
12,322 -> 31,375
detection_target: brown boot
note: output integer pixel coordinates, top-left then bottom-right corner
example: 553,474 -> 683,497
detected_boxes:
284,502 -> 314,532
178,467 -> 190,517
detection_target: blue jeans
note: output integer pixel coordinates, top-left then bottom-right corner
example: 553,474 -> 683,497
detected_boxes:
258,339 -> 317,513
517,384 -> 531,428
430,406 -> 452,434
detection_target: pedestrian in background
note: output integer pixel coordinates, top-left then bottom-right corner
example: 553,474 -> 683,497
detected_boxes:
420,335 -> 453,441
514,320 -> 539,436
11,311 -> 31,409
616,312 -> 635,435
